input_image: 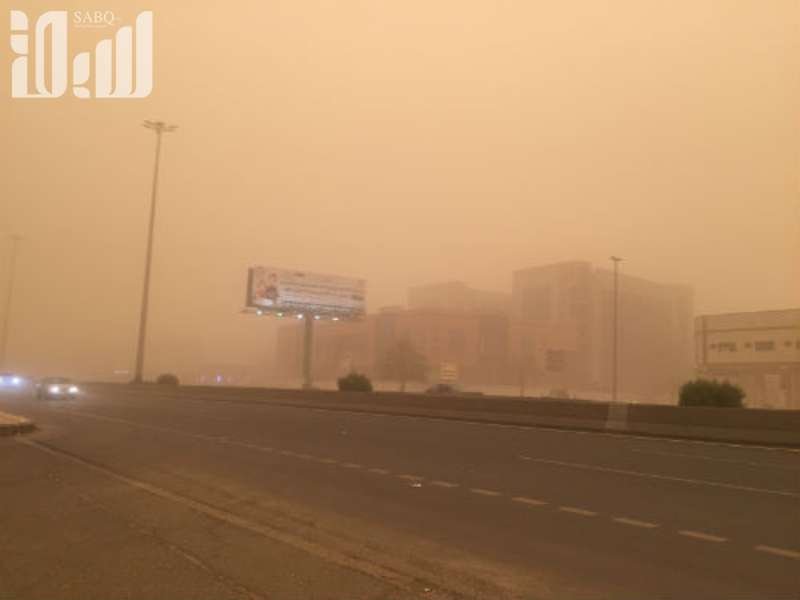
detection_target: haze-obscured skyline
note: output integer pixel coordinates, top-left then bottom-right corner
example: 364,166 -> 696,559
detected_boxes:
2,0 -> 798,378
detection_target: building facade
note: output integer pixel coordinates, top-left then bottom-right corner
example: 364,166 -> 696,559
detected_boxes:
274,265 -> 695,400
275,282 -> 511,386
695,309 -> 800,409
511,261 -> 693,400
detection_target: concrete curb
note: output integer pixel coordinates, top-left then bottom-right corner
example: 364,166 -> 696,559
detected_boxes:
0,411 -> 35,437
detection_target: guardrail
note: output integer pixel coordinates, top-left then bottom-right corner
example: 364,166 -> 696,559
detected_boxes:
88,383 -> 800,447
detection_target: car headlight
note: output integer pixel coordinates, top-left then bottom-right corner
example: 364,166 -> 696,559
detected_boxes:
11,377 -> 21,386
68,386 -> 79,394
49,385 -> 61,394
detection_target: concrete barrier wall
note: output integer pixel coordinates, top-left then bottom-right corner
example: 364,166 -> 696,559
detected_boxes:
88,383 -> 800,447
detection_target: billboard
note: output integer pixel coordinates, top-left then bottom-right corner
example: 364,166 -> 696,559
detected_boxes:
246,266 -> 366,318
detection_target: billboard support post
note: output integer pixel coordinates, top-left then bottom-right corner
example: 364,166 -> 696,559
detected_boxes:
302,315 -> 314,389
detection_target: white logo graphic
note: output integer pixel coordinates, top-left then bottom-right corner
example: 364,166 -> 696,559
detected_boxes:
10,10 -> 153,98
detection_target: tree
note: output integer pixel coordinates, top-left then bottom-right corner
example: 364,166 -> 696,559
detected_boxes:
337,372 -> 373,392
380,340 -> 428,392
156,373 -> 180,386
679,378 -> 744,408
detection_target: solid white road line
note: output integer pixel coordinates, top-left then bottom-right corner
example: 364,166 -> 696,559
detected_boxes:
341,462 -> 362,469
612,517 -> 659,529
631,449 -> 800,471
397,474 -> 424,481
558,506 -> 597,517
511,496 -> 547,507
429,480 -> 460,488
678,530 -> 727,543
519,456 -> 800,498
754,545 -> 800,560
469,488 -> 502,497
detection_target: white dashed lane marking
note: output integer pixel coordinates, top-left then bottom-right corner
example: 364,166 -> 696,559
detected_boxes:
469,488 -> 502,497
754,545 -> 800,560
558,506 -> 597,517
613,517 -> 659,529
678,530 -> 727,543
511,496 -> 547,507
49,408 -> 797,563
430,480 -> 460,489
367,467 -> 390,475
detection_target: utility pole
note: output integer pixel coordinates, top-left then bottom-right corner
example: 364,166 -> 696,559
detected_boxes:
132,120 -> 177,384
0,234 -> 22,371
610,256 -> 623,402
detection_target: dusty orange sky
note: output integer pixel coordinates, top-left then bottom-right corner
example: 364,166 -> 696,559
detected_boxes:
1,0 -> 799,379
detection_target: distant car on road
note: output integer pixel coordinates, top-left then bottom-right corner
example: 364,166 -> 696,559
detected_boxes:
0,373 -> 27,392
35,377 -> 81,400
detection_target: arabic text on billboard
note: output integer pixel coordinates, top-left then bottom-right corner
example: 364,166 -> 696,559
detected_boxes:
247,266 -> 365,318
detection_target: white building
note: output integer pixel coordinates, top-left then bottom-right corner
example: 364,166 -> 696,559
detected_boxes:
695,309 -> 800,409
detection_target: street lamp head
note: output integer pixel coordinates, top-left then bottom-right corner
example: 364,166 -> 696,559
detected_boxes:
610,255 -> 623,263
143,120 -> 178,133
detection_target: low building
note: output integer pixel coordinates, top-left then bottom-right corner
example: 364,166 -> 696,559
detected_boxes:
695,309 -> 800,409
275,305 -> 511,386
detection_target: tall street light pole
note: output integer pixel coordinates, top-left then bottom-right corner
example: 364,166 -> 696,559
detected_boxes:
610,256 -> 623,402
0,234 -> 22,371
132,120 -> 177,384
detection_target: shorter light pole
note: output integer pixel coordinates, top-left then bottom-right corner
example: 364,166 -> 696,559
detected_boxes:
0,234 -> 22,371
610,256 -> 623,402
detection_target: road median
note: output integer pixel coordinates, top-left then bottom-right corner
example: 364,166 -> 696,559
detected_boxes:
89,383 -> 800,447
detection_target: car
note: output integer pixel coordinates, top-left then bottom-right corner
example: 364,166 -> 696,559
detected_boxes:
35,377 -> 81,400
0,373 -> 27,391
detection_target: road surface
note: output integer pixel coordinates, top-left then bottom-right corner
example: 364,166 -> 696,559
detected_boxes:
1,386 -> 798,599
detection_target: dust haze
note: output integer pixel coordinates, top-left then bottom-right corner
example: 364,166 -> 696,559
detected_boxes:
2,0 -> 798,383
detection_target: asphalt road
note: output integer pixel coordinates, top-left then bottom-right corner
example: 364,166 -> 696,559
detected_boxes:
1,386 -> 798,599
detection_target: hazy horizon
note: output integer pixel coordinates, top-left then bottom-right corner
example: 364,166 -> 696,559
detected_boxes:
2,0 -> 798,378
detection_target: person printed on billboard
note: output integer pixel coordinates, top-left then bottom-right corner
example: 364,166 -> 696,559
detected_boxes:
255,272 -> 280,306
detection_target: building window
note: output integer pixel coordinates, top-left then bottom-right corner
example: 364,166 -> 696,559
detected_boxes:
745,342 -> 752,348
785,341 -> 793,348
754,341 -> 775,352
709,343 -> 717,350
717,342 -> 737,352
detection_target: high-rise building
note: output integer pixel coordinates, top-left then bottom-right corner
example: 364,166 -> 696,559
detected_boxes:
511,261 -> 693,400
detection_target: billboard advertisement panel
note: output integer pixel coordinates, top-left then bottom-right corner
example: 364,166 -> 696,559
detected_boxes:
246,266 -> 366,318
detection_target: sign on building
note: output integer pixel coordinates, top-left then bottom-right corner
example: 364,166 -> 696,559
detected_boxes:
439,362 -> 459,384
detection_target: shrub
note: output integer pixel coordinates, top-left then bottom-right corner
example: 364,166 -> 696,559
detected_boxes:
337,372 -> 373,392
679,378 -> 744,408
156,373 -> 180,386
